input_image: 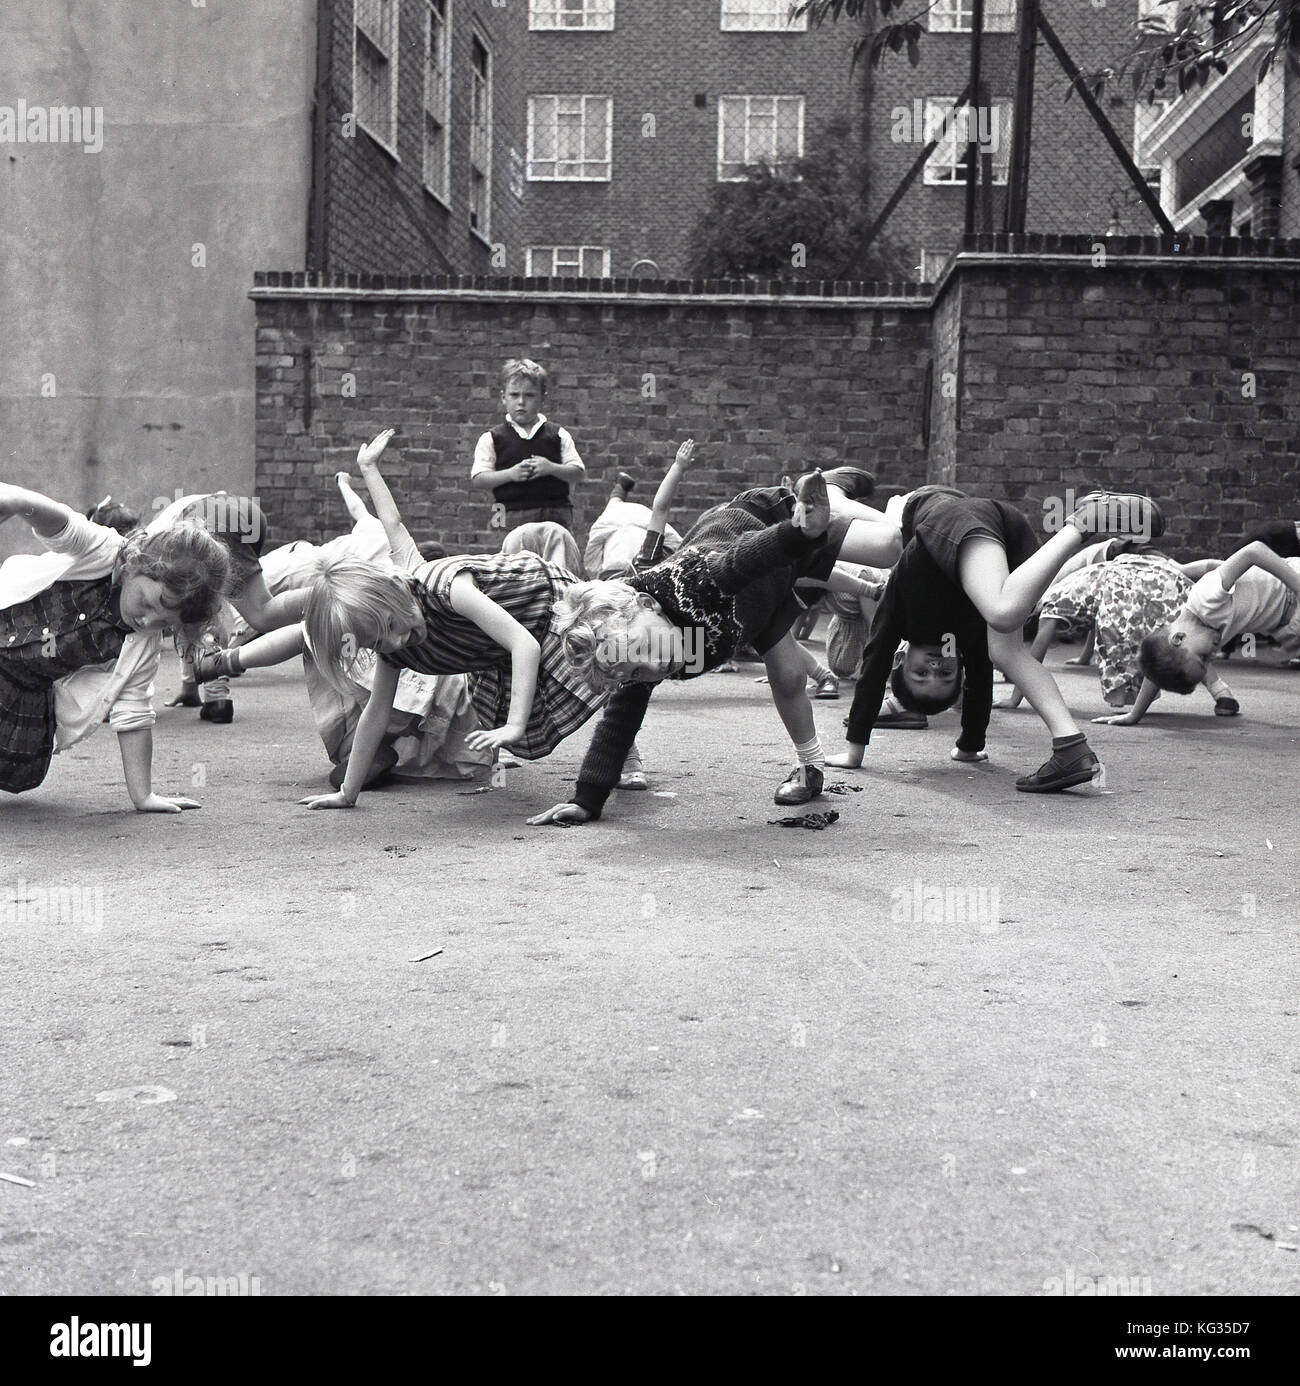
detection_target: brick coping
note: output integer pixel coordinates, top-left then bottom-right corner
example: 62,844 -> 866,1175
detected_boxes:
252,235 -> 1300,309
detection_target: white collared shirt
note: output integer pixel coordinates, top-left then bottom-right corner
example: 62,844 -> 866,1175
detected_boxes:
470,413 -> 584,477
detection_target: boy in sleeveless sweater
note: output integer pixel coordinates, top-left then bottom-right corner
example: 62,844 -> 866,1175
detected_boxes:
470,358 -> 585,533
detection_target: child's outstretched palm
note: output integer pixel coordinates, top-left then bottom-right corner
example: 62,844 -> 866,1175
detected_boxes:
357,428 -> 396,470
675,439 -> 696,470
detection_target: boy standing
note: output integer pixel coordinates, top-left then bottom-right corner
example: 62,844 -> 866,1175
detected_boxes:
470,358 -> 585,532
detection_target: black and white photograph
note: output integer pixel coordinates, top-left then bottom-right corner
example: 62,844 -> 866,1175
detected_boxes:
1,0 -> 1297,1347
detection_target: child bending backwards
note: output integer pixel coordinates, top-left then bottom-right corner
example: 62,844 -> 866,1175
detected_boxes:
1096,539 -> 1300,725
527,470 -> 899,827
829,485 -> 1164,792
0,483 -> 229,810
198,431 -> 606,809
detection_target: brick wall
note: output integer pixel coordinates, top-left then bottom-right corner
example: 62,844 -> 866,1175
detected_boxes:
317,0 -> 524,277
930,239 -> 1300,557
251,277 -> 933,553
254,239 -> 1300,560
503,1 -> 869,279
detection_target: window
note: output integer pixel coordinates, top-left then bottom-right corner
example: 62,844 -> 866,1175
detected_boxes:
423,0 -> 451,200
527,95 -> 613,180
469,33 -> 492,237
526,246 -> 611,277
529,0 -> 615,29
717,95 -> 804,180
721,0 -> 808,30
920,248 -> 952,282
922,96 -> 1013,185
928,0 -> 1016,33
354,0 -> 399,152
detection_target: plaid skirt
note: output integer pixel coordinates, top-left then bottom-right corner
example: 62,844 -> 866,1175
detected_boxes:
0,669 -> 56,793
465,626 -> 609,760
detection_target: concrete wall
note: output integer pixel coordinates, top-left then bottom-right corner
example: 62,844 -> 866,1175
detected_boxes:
1,0 -> 316,560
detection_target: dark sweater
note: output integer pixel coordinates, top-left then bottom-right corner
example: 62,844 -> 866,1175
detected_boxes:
572,520 -> 820,818
844,538 -> 994,753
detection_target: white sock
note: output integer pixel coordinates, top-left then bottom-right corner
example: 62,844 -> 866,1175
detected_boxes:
794,735 -> 824,770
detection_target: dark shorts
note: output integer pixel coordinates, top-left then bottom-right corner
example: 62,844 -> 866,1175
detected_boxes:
174,494 -> 267,594
684,489 -> 851,656
903,487 -> 1040,585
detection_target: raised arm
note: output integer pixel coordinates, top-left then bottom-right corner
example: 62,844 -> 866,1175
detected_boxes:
1216,541 -> 1300,596
0,483 -> 78,538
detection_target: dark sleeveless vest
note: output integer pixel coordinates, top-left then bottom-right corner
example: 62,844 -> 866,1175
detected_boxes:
490,421 -> 570,511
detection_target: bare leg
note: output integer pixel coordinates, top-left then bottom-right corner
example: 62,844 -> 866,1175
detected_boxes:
987,626 -> 1079,740
232,574 -> 311,632
833,516 -> 903,569
1001,616 -> 1063,708
1064,624 -> 1096,666
956,531 -> 1087,634
763,633 -> 817,746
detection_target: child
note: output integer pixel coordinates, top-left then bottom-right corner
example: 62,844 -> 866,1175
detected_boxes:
526,470 -> 897,827
1001,548 -> 1237,713
1096,538 -> 1300,725
469,358 -> 585,533
829,486 -> 1165,792
150,490 -> 308,720
0,482 -> 229,809
202,432 -> 607,810
583,446 -> 692,580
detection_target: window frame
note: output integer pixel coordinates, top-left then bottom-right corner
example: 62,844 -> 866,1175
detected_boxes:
526,94 -> 614,182
469,29 -> 494,242
422,0 -> 452,205
353,0 -> 400,158
525,245 -> 612,277
927,0 -> 1017,34
720,0 -> 809,32
716,94 -> 805,181
921,95 -> 1014,187
528,0 -> 616,30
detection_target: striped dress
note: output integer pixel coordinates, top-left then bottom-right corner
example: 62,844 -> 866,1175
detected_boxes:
381,551 -> 607,760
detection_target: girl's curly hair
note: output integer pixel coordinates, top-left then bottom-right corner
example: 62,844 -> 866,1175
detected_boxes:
551,578 -> 659,691
113,520 -> 231,641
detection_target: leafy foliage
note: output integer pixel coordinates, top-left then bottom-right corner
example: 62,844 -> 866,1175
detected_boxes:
685,116 -> 911,281
1074,1 -> 1300,107
795,0 -> 1300,98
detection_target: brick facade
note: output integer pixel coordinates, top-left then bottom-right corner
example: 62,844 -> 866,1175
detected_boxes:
252,239 -> 1300,561
313,0 -> 525,276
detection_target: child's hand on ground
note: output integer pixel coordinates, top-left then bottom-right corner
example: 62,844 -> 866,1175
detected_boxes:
1092,712 -> 1141,726
825,749 -> 865,770
526,802 -> 592,827
357,428 -> 395,470
134,794 -> 201,813
465,724 -> 524,753
950,747 -> 989,762
299,790 -> 353,809
675,438 -> 696,470
993,690 -> 1024,709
